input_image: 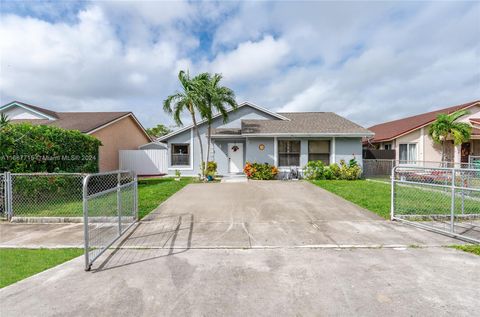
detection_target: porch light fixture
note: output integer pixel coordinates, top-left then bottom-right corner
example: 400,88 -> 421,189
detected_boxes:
258,144 -> 265,151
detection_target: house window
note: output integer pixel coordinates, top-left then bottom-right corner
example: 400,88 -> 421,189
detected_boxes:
384,143 -> 392,150
399,144 -> 417,164
171,144 -> 190,166
308,140 -> 330,164
278,140 -> 300,166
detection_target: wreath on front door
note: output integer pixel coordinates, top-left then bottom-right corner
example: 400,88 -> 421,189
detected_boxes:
231,145 -> 239,152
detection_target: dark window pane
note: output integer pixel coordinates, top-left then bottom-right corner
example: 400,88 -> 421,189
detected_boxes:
172,144 -> 190,166
278,140 -> 301,166
399,144 -> 407,162
279,154 -> 300,166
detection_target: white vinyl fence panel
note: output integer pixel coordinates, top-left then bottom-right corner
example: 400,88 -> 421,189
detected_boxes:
119,149 -> 168,175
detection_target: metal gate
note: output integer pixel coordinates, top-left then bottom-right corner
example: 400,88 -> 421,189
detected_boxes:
391,166 -> 480,243
83,170 -> 138,270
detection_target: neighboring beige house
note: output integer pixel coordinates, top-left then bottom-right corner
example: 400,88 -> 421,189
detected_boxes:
0,101 -> 151,171
367,100 -> 480,164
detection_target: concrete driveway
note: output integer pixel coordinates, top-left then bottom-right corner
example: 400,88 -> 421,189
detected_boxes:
1,181 -> 479,316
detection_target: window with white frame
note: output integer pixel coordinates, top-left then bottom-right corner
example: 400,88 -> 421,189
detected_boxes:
308,140 -> 330,164
384,143 -> 392,150
171,144 -> 190,166
278,140 -> 300,166
399,143 -> 417,164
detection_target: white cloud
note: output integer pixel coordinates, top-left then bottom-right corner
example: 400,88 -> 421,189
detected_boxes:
0,1 -> 478,129
208,35 -> 290,80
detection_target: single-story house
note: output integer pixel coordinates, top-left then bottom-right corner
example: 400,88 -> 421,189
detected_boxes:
0,101 -> 151,171
157,101 -> 373,176
366,100 -> 480,164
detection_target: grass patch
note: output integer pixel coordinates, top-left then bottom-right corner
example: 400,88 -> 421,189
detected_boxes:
138,177 -> 195,219
312,180 -> 480,220
0,248 -> 83,288
312,180 -> 391,218
450,245 -> 480,256
10,177 -> 195,219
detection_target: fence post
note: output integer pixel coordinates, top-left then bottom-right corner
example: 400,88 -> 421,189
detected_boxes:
82,174 -> 91,271
450,168 -> 455,233
461,171 -> 465,215
390,166 -> 395,221
134,173 -> 138,221
117,171 -> 122,235
5,172 -> 12,221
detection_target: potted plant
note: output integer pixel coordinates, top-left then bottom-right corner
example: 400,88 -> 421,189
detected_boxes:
174,169 -> 181,181
205,161 -> 217,182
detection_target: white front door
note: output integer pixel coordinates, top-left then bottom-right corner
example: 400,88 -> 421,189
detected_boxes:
228,143 -> 244,173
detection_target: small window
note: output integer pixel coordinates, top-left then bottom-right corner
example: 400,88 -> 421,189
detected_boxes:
171,144 -> 190,166
278,140 -> 300,166
384,143 -> 392,150
399,143 -> 416,164
308,140 -> 330,164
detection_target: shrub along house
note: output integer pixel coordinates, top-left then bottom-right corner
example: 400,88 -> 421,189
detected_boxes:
0,101 -> 151,171
158,101 -> 373,176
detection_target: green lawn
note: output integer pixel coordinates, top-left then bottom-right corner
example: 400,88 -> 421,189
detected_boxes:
451,245 -> 480,256
0,248 -> 84,288
137,177 -> 194,219
312,180 -> 480,219
12,177 -> 195,219
312,180 -> 391,218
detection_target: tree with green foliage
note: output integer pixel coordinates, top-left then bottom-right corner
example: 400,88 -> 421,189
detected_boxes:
198,73 -> 237,166
0,113 -> 9,130
163,70 -> 209,177
428,110 -> 472,162
146,124 -> 172,139
0,123 -> 101,173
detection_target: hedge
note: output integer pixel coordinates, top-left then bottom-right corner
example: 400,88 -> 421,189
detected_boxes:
0,123 -> 101,173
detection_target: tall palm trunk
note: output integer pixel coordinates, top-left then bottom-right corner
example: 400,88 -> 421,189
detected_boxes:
191,110 -> 204,178
206,124 -> 212,166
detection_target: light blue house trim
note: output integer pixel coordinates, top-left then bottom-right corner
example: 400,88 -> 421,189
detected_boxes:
156,102 -> 371,177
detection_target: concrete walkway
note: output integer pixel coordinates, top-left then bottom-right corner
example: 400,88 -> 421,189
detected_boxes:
1,181 -> 478,316
0,223 -> 83,248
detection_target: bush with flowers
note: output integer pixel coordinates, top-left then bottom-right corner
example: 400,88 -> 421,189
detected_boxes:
303,158 -> 362,180
244,162 -> 279,180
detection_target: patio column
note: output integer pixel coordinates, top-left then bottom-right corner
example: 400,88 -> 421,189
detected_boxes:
330,137 -> 336,164
274,137 -> 278,166
454,144 -> 461,165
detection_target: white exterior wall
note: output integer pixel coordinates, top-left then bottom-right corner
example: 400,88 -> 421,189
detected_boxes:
119,149 -> 168,175
2,106 -> 48,120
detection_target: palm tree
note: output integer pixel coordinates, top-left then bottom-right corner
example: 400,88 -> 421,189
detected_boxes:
163,70 -> 208,176
0,113 -> 9,130
429,110 -> 472,162
199,73 -> 237,166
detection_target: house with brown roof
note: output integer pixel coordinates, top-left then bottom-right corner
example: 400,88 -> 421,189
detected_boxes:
366,100 -> 480,164
0,101 -> 151,171
158,101 -> 373,176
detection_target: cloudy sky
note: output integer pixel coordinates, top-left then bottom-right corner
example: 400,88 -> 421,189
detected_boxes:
0,0 -> 479,129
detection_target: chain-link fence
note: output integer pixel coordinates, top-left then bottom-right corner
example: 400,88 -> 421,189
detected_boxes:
363,159 -> 480,180
0,173 -> 5,218
83,170 -> 138,270
6,173 -> 85,220
391,166 -> 480,243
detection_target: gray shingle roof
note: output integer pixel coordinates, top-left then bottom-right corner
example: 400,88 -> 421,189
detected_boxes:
213,128 -> 242,135
242,112 -> 373,136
